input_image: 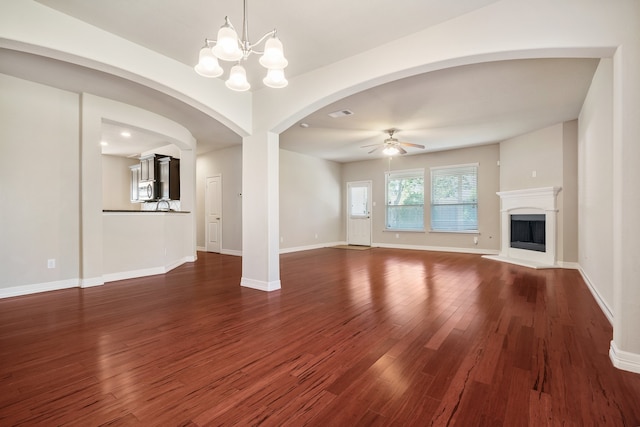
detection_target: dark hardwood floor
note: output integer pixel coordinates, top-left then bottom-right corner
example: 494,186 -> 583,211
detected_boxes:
1,248 -> 639,426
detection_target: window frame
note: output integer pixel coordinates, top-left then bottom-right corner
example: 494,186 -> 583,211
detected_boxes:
385,168 -> 425,232
429,163 -> 479,233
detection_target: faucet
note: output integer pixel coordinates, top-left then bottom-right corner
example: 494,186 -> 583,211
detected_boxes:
156,199 -> 171,211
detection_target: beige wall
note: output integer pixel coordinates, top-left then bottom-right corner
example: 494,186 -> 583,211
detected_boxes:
578,59 -> 614,318
0,73 -> 197,296
102,154 -> 140,211
279,149 -> 343,250
500,124 -> 564,191
196,147 -> 343,254
0,73 -> 80,291
562,120 -> 579,263
196,145 -> 243,253
499,122 -> 578,263
342,144 -> 501,251
103,212 -> 189,277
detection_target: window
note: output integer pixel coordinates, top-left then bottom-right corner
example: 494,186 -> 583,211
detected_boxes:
385,169 -> 424,230
430,164 -> 478,232
349,185 -> 368,217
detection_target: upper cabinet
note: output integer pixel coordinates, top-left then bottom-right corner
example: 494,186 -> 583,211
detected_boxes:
158,156 -> 180,200
130,154 -> 180,202
139,154 -> 156,182
129,163 -> 141,202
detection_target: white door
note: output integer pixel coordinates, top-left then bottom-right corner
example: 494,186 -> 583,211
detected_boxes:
347,181 -> 372,246
206,175 -> 222,253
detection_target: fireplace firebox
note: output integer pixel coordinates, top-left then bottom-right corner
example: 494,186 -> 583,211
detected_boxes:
510,214 -> 545,252
483,187 -> 560,269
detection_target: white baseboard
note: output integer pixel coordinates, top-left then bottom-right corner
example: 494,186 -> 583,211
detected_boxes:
277,242 -> 498,256
483,255 -> 560,270
196,245 -> 206,252
610,341 -> 640,374
279,241 -> 346,254
221,249 -> 242,257
197,248 -> 242,256
558,261 -> 580,269
240,277 -> 281,291
577,267 -> 613,325
1,257 -> 195,298
376,243 -> 500,255
0,278 -> 79,299
102,257 -> 191,284
165,256 -> 192,272
80,277 -> 105,288
102,266 -> 166,283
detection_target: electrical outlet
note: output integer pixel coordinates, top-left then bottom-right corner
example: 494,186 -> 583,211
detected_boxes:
47,259 -> 55,269
473,236 -> 479,245
532,170 -> 537,178
280,236 -> 284,243
395,233 -> 400,239
314,233 -> 318,239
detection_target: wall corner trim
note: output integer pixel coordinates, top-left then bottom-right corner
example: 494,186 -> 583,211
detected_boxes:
610,341 -> 640,374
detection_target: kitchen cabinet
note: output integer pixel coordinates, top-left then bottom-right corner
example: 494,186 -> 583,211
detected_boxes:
129,163 -> 141,202
158,156 -> 180,200
139,154 -> 156,182
130,154 -> 180,202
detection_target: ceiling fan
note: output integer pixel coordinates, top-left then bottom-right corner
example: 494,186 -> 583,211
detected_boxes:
361,129 -> 425,155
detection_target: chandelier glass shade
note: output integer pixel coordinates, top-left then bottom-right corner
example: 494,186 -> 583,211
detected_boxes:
226,64 -> 251,91
194,47 -> 223,78
194,0 -> 288,91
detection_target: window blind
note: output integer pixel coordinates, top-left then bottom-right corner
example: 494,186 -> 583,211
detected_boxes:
430,164 -> 478,232
386,169 -> 424,230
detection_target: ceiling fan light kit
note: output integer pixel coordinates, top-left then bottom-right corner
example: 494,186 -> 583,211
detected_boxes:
194,0 -> 288,91
362,129 -> 425,156
382,145 -> 400,156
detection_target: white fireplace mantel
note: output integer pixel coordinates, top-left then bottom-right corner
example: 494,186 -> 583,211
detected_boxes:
484,186 -> 562,269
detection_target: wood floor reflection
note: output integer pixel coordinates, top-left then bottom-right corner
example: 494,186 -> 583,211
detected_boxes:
1,248 -> 639,426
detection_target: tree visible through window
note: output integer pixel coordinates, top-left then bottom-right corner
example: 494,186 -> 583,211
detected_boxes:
431,164 -> 478,232
386,169 -> 424,230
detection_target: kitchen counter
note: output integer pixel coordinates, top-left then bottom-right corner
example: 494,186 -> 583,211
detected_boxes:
103,210 -> 190,213
102,209 -> 194,282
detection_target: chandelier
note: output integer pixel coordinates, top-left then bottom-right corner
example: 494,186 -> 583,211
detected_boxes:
194,0 -> 288,91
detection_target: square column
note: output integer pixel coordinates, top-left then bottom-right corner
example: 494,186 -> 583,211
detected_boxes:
241,131 -> 281,291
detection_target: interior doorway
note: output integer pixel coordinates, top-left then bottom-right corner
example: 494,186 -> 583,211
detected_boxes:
206,174 -> 222,253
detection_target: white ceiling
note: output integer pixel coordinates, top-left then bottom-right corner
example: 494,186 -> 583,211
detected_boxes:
280,58 -> 598,162
34,0 -> 500,87
3,1 -> 599,162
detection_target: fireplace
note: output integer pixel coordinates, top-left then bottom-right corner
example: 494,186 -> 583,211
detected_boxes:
484,187 -> 561,269
510,214 -> 545,252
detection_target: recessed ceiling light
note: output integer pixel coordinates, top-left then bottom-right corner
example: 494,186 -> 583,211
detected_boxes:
299,122 -> 310,128
120,131 -> 131,138
100,141 -> 109,146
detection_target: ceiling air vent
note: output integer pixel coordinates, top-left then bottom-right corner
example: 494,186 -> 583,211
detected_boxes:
328,109 -> 354,118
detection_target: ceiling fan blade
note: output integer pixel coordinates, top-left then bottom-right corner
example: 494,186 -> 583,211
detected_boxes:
399,142 -> 425,149
368,146 -> 380,154
360,143 -> 382,148
398,146 -> 407,155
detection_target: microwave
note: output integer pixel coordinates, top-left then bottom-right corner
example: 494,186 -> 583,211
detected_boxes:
138,181 -> 156,201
